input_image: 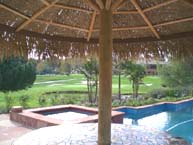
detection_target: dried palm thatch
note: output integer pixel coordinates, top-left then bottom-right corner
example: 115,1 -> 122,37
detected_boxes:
0,0 -> 193,60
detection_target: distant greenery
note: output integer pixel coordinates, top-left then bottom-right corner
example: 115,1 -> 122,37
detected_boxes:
159,59 -> 193,97
0,74 -> 163,113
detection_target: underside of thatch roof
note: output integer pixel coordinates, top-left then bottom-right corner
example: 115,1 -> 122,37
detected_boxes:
0,0 -> 193,59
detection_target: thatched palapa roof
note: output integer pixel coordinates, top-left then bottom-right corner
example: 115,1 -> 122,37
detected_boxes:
0,0 -> 193,59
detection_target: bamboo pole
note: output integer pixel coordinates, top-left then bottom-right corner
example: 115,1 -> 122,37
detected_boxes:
98,8 -> 112,145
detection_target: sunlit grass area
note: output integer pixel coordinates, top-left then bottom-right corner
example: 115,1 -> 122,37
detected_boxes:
0,74 -> 162,112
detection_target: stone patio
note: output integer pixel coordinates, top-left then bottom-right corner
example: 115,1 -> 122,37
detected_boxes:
12,123 -> 190,145
0,114 -> 32,145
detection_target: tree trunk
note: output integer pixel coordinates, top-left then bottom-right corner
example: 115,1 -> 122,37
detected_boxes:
87,79 -> 91,103
95,74 -> 98,103
98,9 -> 112,145
118,72 -> 121,100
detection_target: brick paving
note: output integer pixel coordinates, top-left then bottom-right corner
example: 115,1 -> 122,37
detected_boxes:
0,114 -> 32,145
12,123 -> 191,145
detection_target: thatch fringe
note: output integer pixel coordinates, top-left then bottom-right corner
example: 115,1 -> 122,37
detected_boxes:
0,29 -> 193,60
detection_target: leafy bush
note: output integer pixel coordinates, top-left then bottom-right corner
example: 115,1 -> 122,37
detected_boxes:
148,88 -> 168,99
158,59 -> 193,89
19,95 -> 29,109
50,94 -> 61,105
38,96 -> 47,107
0,57 -> 36,92
167,88 -> 190,98
147,88 -> 190,99
4,93 -> 15,112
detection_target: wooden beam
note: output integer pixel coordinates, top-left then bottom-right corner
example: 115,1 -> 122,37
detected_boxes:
40,0 -> 50,6
155,16 -> 193,27
183,0 -> 193,8
54,3 -> 93,13
85,0 -> 100,11
94,15 -> 193,31
113,10 -> 138,14
112,0 -> 178,14
35,19 -> 89,32
105,0 -> 112,10
16,0 -> 58,32
87,11 -> 97,41
93,25 -> 148,32
96,0 -> 104,9
113,25 -> 148,31
111,0 -> 127,11
131,0 -> 160,39
183,0 -> 193,5
113,30 -> 193,43
0,4 -> 30,20
143,0 -> 178,13
0,24 -> 193,44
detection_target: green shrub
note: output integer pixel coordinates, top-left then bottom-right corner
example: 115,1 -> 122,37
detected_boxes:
19,95 -> 29,109
4,93 -> 15,112
148,88 -> 168,99
50,94 -> 61,105
0,57 -> 36,92
38,96 -> 47,107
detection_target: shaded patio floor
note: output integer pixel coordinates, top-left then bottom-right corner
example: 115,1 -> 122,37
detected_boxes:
0,114 -> 32,145
12,123 -> 190,145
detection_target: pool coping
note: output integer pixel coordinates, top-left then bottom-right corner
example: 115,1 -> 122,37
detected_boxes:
10,105 -> 124,128
114,97 -> 193,109
114,98 -> 193,119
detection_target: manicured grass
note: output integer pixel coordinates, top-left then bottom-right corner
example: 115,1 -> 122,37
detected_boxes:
0,74 -> 162,113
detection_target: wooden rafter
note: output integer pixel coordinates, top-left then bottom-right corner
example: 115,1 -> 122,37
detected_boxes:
96,0 -> 104,9
86,0 -> 100,11
40,0 -> 50,6
113,25 -> 148,31
35,19 -> 89,32
93,25 -> 148,32
92,15 -> 193,31
183,0 -> 193,5
16,0 -> 58,32
131,0 -> 160,39
1,23 -> 193,43
112,0 -> 178,15
1,0 -> 193,35
113,10 -> 138,14
155,16 -> 193,27
87,11 -> 97,41
105,0 -> 112,10
111,0 -> 127,11
54,4 -> 92,13
143,0 -> 178,13
0,4 -> 30,20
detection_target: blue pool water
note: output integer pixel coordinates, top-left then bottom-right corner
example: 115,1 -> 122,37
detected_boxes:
122,106 -> 193,144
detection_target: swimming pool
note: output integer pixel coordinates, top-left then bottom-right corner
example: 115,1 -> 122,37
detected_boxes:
122,105 -> 193,144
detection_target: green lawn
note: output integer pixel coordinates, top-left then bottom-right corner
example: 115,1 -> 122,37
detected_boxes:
0,74 -> 162,113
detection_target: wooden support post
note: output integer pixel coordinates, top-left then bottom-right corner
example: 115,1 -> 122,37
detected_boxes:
98,9 -> 112,145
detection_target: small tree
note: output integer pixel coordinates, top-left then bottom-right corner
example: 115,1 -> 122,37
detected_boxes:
121,61 -> 145,99
79,58 -> 99,104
